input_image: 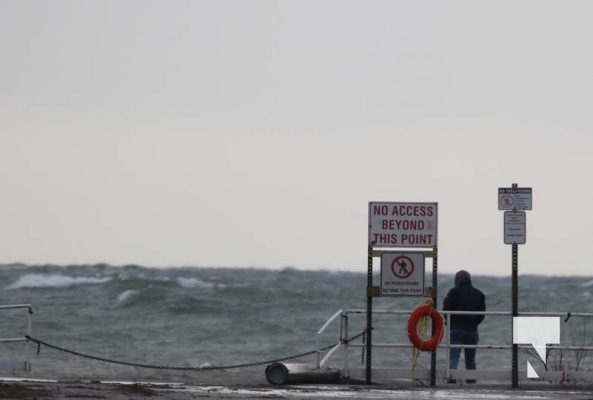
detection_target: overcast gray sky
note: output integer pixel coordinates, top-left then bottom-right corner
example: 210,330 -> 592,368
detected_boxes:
1,1 -> 592,276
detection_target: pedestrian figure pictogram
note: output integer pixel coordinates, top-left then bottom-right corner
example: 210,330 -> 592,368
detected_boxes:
391,255 -> 414,279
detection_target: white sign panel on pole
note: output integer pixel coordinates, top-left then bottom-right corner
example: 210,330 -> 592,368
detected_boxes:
368,202 -> 438,248
504,211 -> 526,244
381,252 -> 425,296
498,187 -> 532,210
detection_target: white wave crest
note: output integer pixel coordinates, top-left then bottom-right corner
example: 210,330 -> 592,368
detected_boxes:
116,289 -> 140,305
6,274 -> 111,290
581,279 -> 593,288
176,277 -> 217,289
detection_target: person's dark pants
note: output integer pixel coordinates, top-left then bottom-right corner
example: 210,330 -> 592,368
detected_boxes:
449,329 -> 479,370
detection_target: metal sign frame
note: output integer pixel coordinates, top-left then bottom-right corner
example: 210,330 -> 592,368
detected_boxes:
367,201 -> 438,386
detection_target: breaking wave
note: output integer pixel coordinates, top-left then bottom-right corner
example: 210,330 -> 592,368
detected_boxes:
5,273 -> 112,290
175,277 -> 219,289
116,289 -> 140,305
581,279 -> 593,288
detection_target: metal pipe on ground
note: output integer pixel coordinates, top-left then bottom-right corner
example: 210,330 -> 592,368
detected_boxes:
265,363 -> 343,385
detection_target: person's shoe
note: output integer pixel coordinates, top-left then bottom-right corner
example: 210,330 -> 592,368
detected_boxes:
447,378 -> 457,384
466,379 -> 476,384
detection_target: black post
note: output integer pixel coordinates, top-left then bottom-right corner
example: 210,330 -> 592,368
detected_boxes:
366,245 -> 373,384
511,182 -> 519,388
512,242 -> 518,387
430,249 -> 438,386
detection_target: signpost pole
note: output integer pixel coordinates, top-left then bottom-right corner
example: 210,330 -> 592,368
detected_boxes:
511,182 -> 519,388
499,182 -> 530,388
366,245 -> 373,384
512,242 -> 518,388
430,248 -> 438,387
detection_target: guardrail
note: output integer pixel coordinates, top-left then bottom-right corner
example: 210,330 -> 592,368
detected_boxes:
317,308 -> 593,384
0,304 -> 33,372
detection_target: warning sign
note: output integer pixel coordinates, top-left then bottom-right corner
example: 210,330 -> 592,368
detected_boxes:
504,210 -> 526,245
381,252 -> 425,296
498,187 -> 532,210
368,202 -> 438,248
391,255 -> 414,279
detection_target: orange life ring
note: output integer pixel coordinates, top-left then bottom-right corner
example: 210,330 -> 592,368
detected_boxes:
407,305 -> 444,352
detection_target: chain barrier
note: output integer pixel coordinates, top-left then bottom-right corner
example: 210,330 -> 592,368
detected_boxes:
360,330 -> 366,365
25,330 -> 366,372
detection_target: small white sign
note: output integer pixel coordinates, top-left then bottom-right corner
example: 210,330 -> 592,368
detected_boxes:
368,202 -> 438,248
380,252 -> 425,296
504,211 -> 526,244
498,187 -> 532,210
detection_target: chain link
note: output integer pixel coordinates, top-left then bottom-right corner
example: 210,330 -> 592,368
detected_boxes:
360,330 -> 366,365
26,330 -> 366,372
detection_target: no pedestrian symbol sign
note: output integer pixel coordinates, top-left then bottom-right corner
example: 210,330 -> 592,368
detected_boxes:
381,252 -> 425,296
498,187 -> 532,210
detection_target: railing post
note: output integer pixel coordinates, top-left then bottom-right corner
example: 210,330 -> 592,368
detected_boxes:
26,309 -> 32,370
343,313 -> 349,380
316,336 -> 320,368
366,245 -> 373,384
430,248 -> 438,386
446,312 -> 451,379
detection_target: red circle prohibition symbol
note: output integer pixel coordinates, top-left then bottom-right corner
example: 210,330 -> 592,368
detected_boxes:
391,255 -> 414,279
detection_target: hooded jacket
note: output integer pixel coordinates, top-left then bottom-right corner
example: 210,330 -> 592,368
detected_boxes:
443,271 -> 486,331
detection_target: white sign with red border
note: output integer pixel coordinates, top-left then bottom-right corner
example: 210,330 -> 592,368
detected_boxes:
368,202 -> 438,248
381,252 -> 425,296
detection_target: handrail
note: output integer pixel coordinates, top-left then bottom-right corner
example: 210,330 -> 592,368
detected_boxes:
0,338 -> 30,343
319,343 -> 342,367
316,307 -> 593,383
0,304 -> 33,312
316,309 -> 343,368
317,309 -> 343,335
341,309 -> 593,317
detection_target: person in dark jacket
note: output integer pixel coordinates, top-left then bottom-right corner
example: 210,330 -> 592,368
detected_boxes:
443,270 -> 486,381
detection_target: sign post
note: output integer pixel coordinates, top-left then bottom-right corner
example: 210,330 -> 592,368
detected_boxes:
366,244 -> 373,384
367,202 -> 438,385
498,183 -> 532,388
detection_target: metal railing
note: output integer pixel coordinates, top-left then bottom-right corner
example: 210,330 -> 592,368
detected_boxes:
317,308 -> 593,383
0,304 -> 33,372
